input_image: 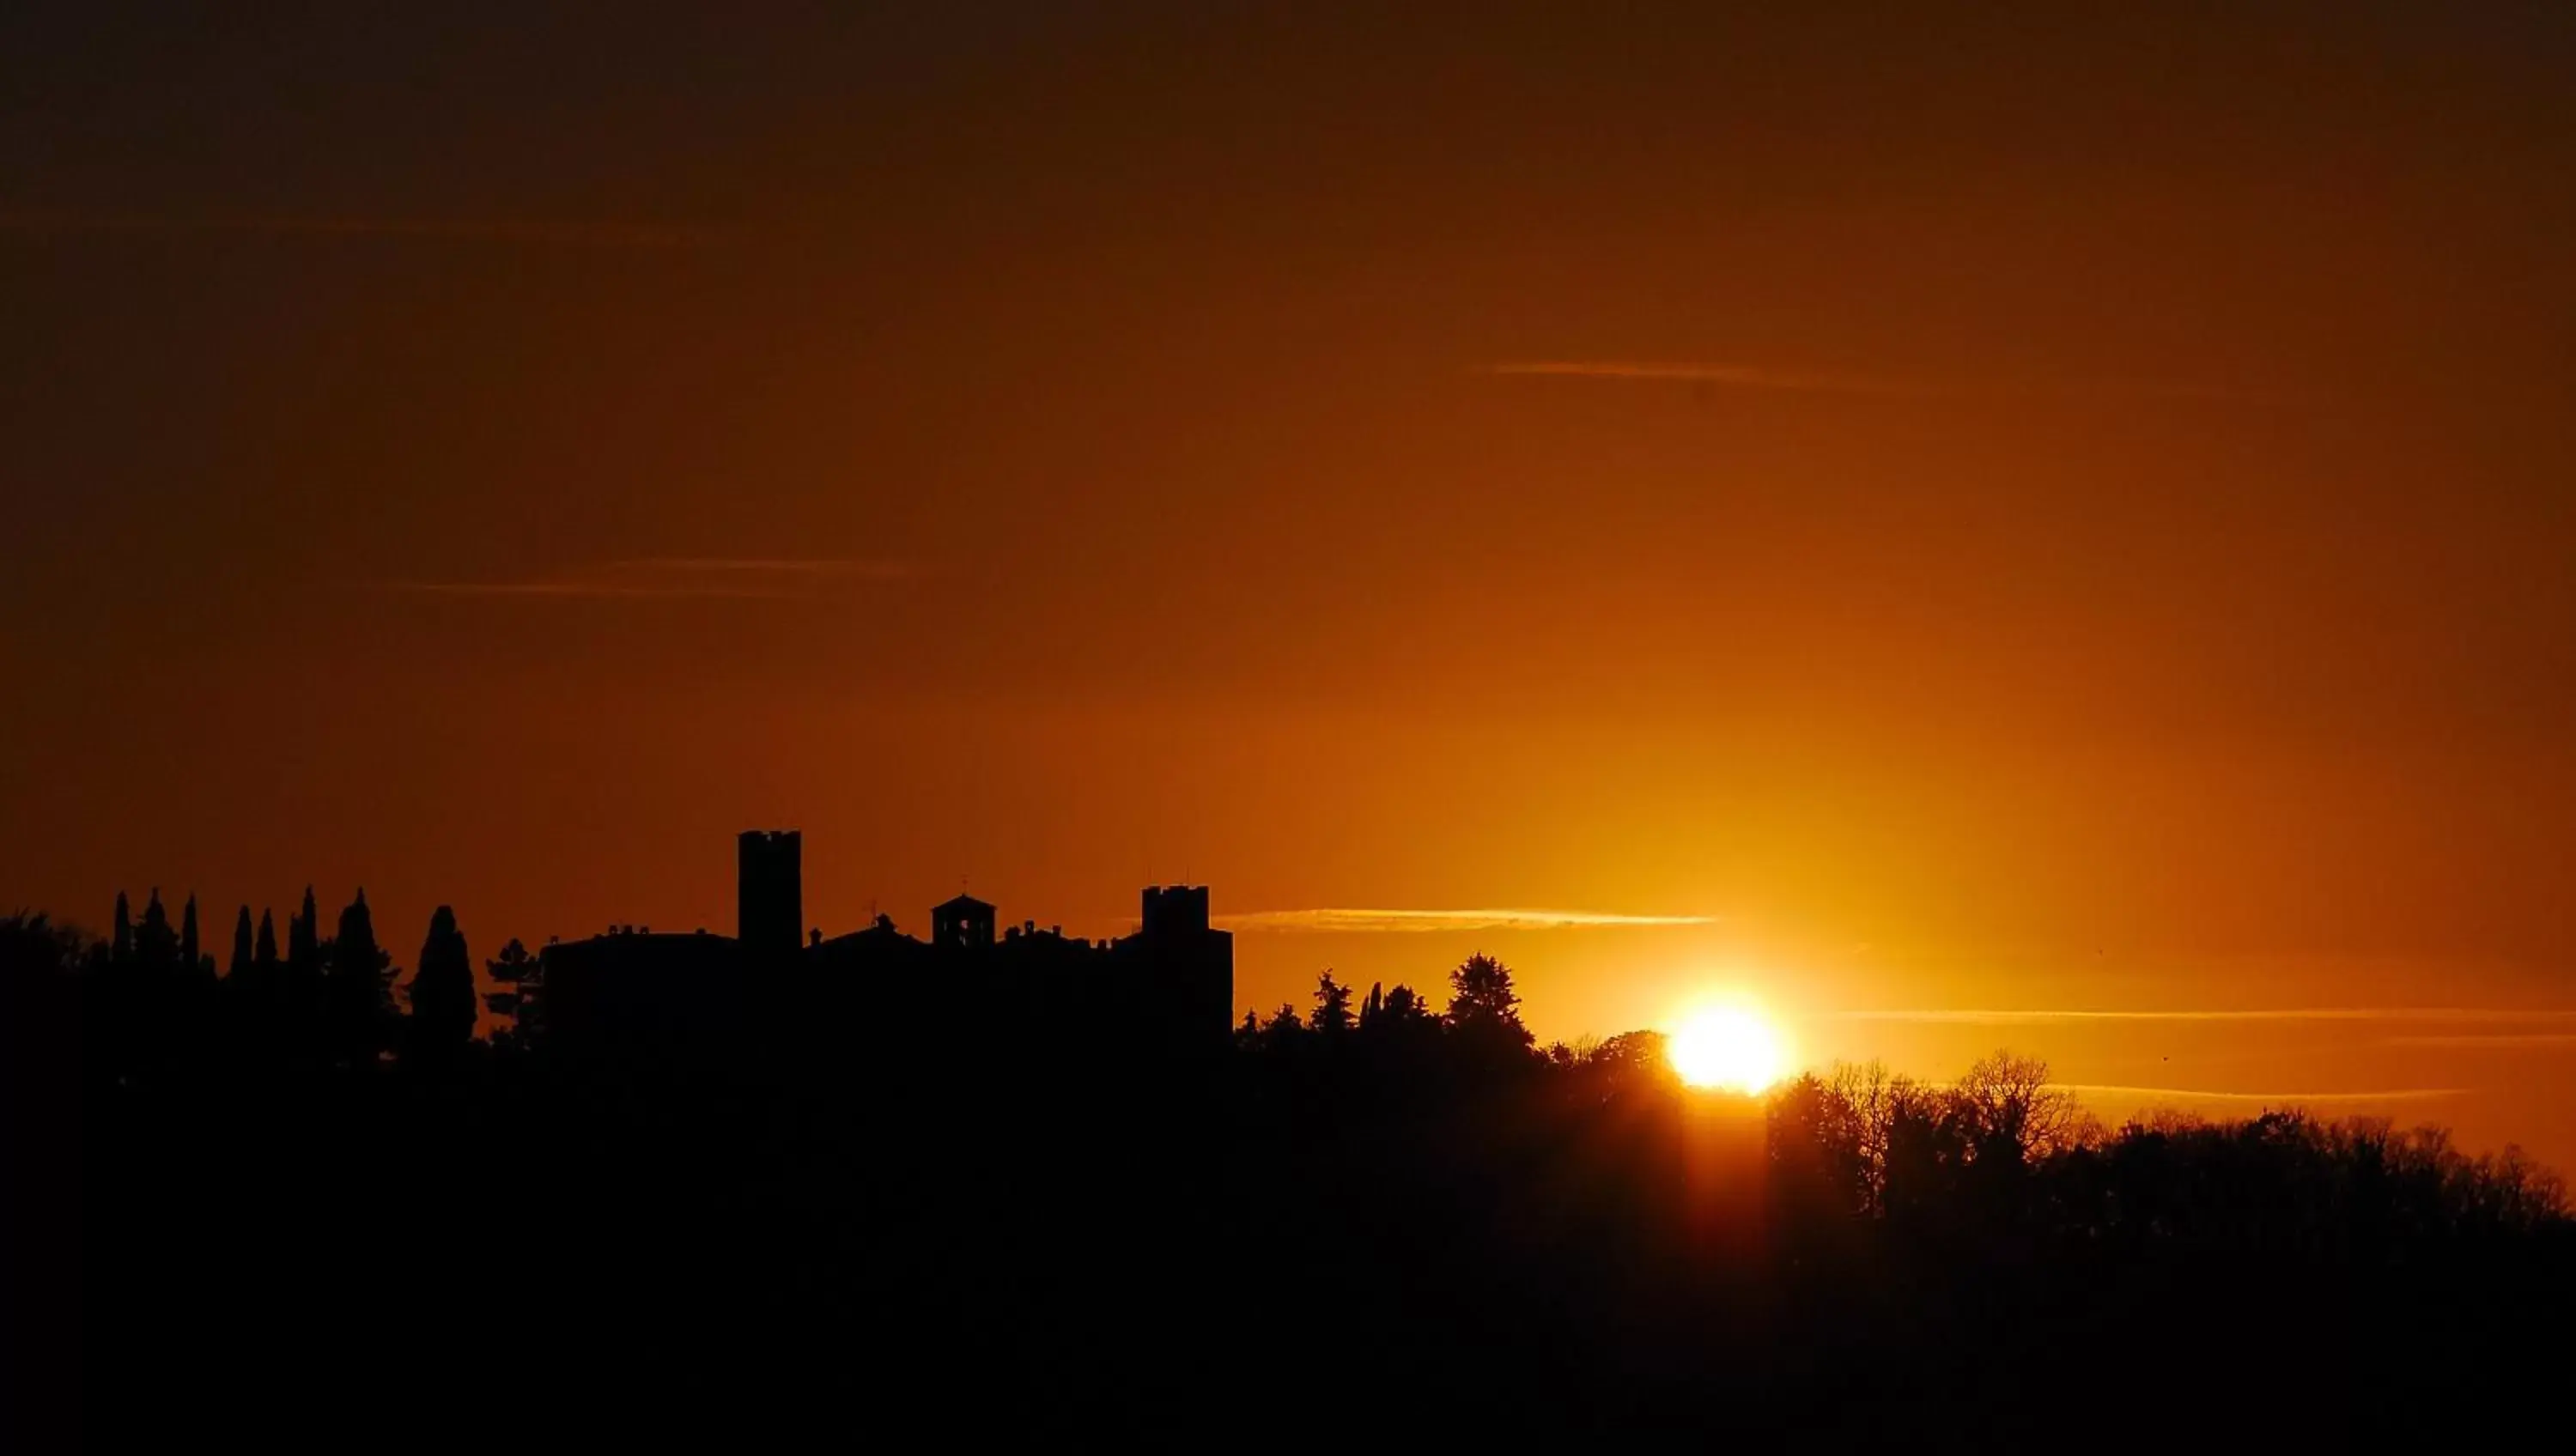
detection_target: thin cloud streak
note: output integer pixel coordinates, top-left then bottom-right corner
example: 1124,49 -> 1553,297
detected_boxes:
1835,1007 -> 2576,1026
2054,1083 -> 2470,1105
1484,361 -> 2285,404
600,558 -> 915,579
1219,907 -> 1716,933
379,556 -> 914,602
1486,361 -> 1933,396
0,209 -> 720,248
2384,1033 -> 2576,1049
384,582 -> 799,601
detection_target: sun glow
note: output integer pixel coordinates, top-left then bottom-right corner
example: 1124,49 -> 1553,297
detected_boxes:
1668,1003 -> 1790,1094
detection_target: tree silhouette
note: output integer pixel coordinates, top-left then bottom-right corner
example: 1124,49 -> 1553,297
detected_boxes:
112,890 -> 132,964
180,893 -> 201,973
1445,952 -> 1533,1059
42,855 -> 2576,1451
1,911 -> 81,978
1589,1028 -> 1671,1086
481,937 -> 539,1035
135,889 -> 179,973
325,889 -> 395,1065
228,906 -> 254,980
1376,983 -> 1433,1028
288,887 -> 320,985
1311,972 -> 1354,1039
1256,1003 -> 1304,1054
406,906 -> 476,1062
1357,980 -> 1385,1028
1954,1050 -> 2092,1167
1446,952 -> 1521,1026
1357,980 -> 1438,1069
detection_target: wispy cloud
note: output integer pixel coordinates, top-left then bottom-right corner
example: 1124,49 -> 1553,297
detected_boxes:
2053,1083 -> 2470,1105
1834,1007 -> 2576,1026
0,209 -> 719,248
2383,1033 -> 2576,1049
380,557 -> 912,602
387,581 -> 799,601
1483,361 -> 2281,404
600,558 -> 912,578
1485,361 -> 1933,396
1218,907 -> 1716,934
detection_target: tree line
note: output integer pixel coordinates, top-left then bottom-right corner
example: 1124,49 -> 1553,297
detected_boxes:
15,889 -> 522,1086
1227,952 -> 2568,1247
28,881 -> 2576,1447
22,885 -> 2567,1248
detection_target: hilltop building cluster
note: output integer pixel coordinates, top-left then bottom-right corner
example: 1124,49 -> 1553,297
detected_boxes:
535,830 -> 1233,1056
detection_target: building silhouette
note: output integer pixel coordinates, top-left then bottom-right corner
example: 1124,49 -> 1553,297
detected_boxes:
737,830 -> 802,958
931,893 -> 997,951
538,833 -> 1232,1059
539,926 -> 740,1053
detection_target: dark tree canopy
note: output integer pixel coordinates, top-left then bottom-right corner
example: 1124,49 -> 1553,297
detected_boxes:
135,889 -> 177,971
1310,972 -> 1354,1038
1445,952 -> 1532,1052
325,889 -> 395,1064
288,887 -> 320,982
1377,983 -> 1431,1026
406,906 -> 476,1060
229,906 -> 254,980
43,866 -> 2575,1452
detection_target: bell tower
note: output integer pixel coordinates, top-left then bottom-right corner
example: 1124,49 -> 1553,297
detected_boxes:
738,830 -> 803,956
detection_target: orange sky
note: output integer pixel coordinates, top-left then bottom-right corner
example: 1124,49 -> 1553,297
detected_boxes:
8,5 -> 2576,1166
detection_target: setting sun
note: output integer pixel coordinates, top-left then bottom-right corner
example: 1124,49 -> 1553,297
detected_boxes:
1668,1005 -> 1790,1094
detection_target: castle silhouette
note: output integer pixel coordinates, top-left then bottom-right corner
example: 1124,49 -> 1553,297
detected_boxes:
532,830 -> 1233,1057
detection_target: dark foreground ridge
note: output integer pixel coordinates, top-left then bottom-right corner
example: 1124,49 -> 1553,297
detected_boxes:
20,832 -> 2573,1449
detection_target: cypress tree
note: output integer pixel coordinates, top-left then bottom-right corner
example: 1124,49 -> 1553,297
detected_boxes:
136,889 -> 178,970
326,889 -> 392,1064
288,887 -> 320,980
335,889 -> 380,971
285,888 -> 325,1057
229,906 -> 255,980
407,905 -> 477,1062
254,908 -> 280,969
112,891 -> 133,964
180,893 -> 201,971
